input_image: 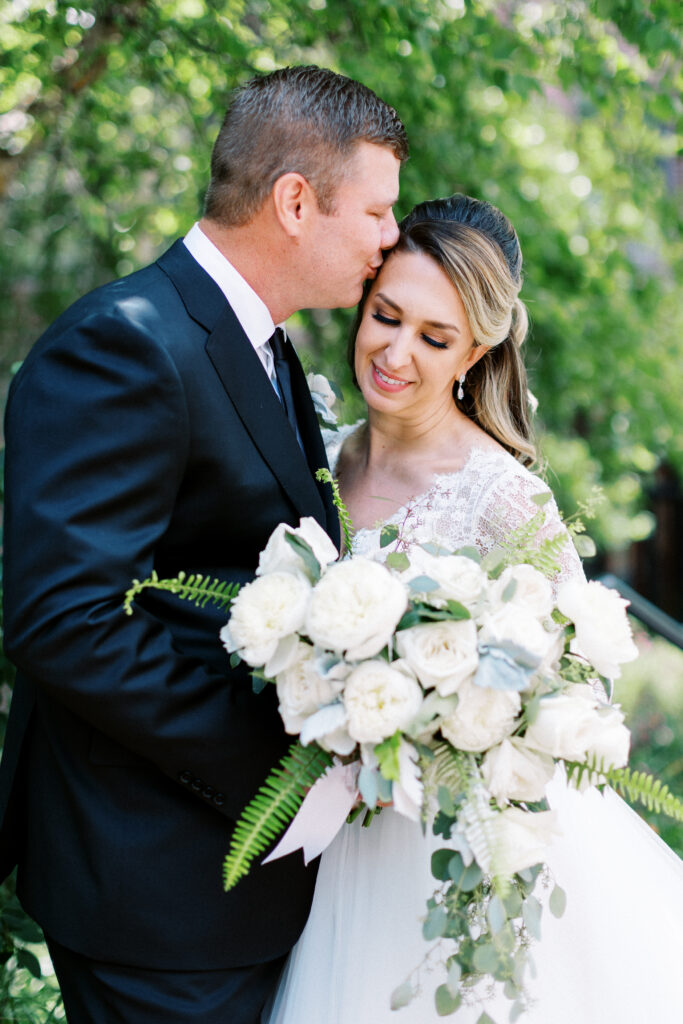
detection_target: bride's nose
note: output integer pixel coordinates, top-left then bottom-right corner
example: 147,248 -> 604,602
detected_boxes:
382,331 -> 412,371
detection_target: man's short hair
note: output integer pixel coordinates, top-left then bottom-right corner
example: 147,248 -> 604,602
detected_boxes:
204,65 -> 409,226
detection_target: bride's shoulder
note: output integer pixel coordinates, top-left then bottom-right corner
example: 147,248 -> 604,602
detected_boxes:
323,419 -> 365,475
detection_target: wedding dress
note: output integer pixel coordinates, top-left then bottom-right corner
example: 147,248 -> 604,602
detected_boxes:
265,424 -> 683,1024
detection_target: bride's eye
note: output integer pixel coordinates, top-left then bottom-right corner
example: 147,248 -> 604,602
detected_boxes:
422,334 -> 448,350
372,311 -> 399,326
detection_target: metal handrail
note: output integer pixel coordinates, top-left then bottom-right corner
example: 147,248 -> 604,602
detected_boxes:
598,573 -> 683,650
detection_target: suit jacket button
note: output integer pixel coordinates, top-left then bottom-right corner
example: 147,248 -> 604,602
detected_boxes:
213,793 -> 225,807
202,786 -> 215,799
191,776 -> 203,791
179,770 -> 192,784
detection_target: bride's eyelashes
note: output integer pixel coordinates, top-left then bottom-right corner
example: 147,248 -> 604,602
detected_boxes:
370,310 -> 449,350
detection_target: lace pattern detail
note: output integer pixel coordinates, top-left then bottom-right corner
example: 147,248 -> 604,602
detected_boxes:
324,422 -> 585,592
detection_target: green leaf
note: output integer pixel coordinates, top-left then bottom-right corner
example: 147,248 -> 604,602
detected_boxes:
431,848 -> 455,881
284,532 -> 321,582
390,981 -> 415,1010
549,884 -> 567,918
473,942 -> 499,974
449,855 -> 483,891
573,534 -> 597,558
358,765 -> 378,809
502,578 -> 517,602
530,491 -> 553,506
223,742 -> 332,891
435,983 -> 461,1015
423,903 -> 448,941
229,652 -> 241,669
437,784 -> 456,816
447,958 -> 462,995
386,551 -> 410,571
409,574 -> 440,593
445,600 -> 471,620
453,545 -> 481,563
522,894 -> 542,940
375,730 -> 402,781
16,948 -> 42,979
380,523 -> 400,548
487,894 -> 507,934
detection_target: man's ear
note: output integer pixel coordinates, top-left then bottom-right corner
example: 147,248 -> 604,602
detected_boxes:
271,172 -> 317,237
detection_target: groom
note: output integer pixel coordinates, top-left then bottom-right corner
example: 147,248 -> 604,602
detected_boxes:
0,65 -> 407,1023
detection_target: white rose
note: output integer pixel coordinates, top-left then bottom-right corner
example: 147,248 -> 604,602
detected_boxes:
524,690 -> 629,768
307,372 -> 338,425
440,678 -> 521,752
482,738 -> 555,804
275,642 -> 345,734
478,605 -> 562,666
395,619 -> 478,695
343,659 -> 424,744
220,571 -> 311,666
256,517 -> 338,579
492,807 -> 559,876
405,551 -> 486,610
305,558 -> 408,660
489,564 -> 554,619
557,579 -> 638,679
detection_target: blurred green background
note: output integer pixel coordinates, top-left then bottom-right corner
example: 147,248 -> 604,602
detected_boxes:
0,0 -> 681,1017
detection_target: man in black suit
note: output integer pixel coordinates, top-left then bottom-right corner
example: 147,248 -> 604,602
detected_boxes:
0,65 -> 407,1023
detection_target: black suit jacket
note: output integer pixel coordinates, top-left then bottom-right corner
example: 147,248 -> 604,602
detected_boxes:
0,240 -> 340,969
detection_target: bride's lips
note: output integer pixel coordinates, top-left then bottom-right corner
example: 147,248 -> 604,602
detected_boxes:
371,362 -> 412,392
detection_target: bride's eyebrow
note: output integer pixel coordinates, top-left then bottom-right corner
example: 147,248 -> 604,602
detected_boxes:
375,292 -> 460,334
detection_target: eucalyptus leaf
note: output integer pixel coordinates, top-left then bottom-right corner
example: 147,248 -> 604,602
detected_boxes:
390,981 -> 415,1010
432,848 -> 455,881
473,943 -> 499,974
487,894 -> 507,934
549,884 -> 567,918
435,983 -> 461,1015
453,545 -> 482,563
358,765 -> 378,809
229,652 -> 241,669
447,959 -> 462,995
284,532 -> 321,582
437,784 -> 456,816
386,551 -> 410,571
522,894 -> 542,940
423,903 -> 448,941
251,675 -> 268,694
408,574 -> 440,593
574,534 -> 597,558
502,577 -> 518,602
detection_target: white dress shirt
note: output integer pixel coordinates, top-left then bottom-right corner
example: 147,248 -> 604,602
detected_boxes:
183,222 -> 281,385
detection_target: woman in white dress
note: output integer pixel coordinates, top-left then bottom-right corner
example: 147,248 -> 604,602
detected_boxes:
265,195 -> 683,1024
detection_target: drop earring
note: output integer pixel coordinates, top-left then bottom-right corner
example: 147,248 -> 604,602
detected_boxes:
457,374 -> 466,401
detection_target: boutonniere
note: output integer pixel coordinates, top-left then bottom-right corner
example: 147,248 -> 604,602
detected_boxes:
306,371 -> 342,428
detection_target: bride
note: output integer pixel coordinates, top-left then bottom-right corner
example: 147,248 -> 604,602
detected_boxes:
265,195 -> 683,1023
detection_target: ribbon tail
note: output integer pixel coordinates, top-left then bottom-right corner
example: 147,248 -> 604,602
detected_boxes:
262,762 -> 359,866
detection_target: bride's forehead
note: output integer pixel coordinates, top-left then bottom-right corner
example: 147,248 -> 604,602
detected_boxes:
370,249 -> 464,312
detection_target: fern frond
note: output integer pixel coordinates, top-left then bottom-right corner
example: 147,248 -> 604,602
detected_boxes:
421,741 -> 476,806
223,741 -> 333,891
123,571 -> 240,615
566,760 -> 683,822
316,468 -> 354,551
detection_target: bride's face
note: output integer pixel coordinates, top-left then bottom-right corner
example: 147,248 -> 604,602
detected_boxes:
354,249 -> 485,419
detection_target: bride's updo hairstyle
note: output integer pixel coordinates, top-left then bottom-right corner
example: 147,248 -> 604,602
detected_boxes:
349,193 -> 536,466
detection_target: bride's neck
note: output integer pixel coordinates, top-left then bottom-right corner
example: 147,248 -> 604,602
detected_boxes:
363,405 -> 470,468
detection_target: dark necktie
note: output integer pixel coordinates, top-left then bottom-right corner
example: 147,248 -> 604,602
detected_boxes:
270,327 -> 299,438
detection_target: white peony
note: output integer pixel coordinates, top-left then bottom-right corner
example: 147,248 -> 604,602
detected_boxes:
524,689 -> 629,768
482,738 -> 555,804
440,678 -> 521,752
492,807 -> 560,876
478,604 -> 563,667
305,558 -> 408,660
256,517 -> 338,579
556,579 -> 638,679
489,564 -> 554,619
220,571 -> 311,666
395,619 -> 478,695
343,659 -> 424,744
275,642 -> 345,734
404,550 -> 486,610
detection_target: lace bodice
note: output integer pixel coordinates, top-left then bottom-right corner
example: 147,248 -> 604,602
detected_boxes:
324,422 -> 584,589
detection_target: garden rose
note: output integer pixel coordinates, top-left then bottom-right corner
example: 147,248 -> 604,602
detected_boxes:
256,517 -> 338,579
482,738 -> 555,804
440,678 -> 521,752
404,551 -> 486,610
524,688 -> 629,768
306,371 -> 338,425
343,659 -> 423,744
305,558 -> 408,660
489,564 -> 554,619
395,619 -> 478,695
478,604 -> 563,666
556,579 -> 638,679
492,807 -> 560,875
220,571 -> 311,666
275,642 -> 345,734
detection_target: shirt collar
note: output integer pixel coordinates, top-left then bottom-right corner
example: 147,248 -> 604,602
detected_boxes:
183,222 -> 279,351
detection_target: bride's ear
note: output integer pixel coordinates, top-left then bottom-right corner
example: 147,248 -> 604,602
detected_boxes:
462,344 -> 490,374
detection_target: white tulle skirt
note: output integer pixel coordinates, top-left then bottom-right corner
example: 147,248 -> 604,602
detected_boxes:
264,774 -> 683,1024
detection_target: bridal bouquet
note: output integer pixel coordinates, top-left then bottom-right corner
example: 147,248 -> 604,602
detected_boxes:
124,503 -> 682,1021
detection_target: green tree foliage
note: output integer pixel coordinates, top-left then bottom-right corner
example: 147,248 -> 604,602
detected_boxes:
1,1 -> 681,547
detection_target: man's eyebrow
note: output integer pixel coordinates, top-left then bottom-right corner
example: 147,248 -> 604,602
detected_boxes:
375,292 -> 461,334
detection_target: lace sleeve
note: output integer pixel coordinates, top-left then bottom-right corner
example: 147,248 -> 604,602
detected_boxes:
472,466 -> 586,591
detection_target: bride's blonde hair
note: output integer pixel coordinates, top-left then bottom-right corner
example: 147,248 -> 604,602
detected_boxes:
349,194 -> 536,466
